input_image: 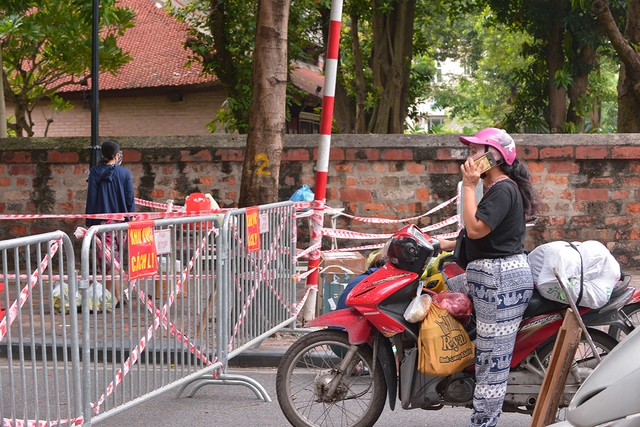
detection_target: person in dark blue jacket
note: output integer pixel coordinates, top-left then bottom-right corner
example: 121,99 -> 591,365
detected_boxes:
85,139 -> 135,304
85,139 -> 135,227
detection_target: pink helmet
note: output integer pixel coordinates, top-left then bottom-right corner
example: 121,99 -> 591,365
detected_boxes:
459,128 -> 517,165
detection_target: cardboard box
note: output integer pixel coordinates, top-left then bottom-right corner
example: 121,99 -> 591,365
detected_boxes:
320,251 -> 366,275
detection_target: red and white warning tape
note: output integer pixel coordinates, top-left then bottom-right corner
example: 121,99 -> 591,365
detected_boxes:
295,242 -> 321,260
321,228 -> 394,240
322,194 -> 458,224
294,209 -> 314,219
134,198 -> 181,211
227,212 -> 296,351
2,417 -> 83,427
90,227 -> 216,413
293,201 -> 312,211
421,215 -> 460,232
0,205 -> 227,222
1,239 -> 86,427
0,239 -> 60,342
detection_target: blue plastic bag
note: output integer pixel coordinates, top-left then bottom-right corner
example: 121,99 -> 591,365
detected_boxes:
289,184 -> 314,211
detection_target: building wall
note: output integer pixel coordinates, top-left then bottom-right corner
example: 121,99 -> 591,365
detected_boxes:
0,134 -> 639,271
8,88 -> 227,137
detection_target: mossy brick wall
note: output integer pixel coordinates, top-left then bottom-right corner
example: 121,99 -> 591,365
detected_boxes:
0,134 -> 639,272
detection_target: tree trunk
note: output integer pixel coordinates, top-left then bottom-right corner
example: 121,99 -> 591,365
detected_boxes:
398,2 -> 415,125
0,46 -> 7,138
370,0 -> 415,134
350,11 -> 367,134
13,97 -> 31,137
238,0 -> 290,207
548,13 -> 567,134
592,0 -> 640,132
589,60 -> 602,129
334,73 -> 355,134
567,44 -> 596,131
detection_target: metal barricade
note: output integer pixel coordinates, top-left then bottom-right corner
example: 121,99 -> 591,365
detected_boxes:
170,201 -> 298,401
79,216 -> 222,425
217,201 -> 297,362
0,202 -> 298,426
0,231 -> 82,427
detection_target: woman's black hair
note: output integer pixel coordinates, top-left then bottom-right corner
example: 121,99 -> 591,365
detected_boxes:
99,139 -> 120,165
500,159 -> 541,216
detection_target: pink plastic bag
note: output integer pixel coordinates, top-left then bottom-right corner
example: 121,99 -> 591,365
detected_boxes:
425,289 -> 472,325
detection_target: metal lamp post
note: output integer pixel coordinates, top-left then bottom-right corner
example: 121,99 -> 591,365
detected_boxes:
89,0 -> 101,168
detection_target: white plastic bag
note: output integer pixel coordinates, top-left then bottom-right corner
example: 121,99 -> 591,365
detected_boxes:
86,281 -> 115,313
528,240 -> 620,308
403,284 -> 433,323
52,281 -> 81,314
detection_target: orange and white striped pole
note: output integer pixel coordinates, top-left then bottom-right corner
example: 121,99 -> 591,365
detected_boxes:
301,0 -> 343,322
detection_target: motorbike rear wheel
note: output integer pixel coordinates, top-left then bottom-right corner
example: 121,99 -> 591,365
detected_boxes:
608,302 -> 640,341
533,328 -> 618,421
537,328 -> 618,371
276,330 -> 387,427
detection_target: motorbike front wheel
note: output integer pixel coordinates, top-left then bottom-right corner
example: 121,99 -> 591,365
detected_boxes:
276,329 -> 387,427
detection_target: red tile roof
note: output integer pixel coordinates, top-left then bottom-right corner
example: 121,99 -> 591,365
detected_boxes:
291,63 -> 325,99
61,0 -> 214,92
61,0 -> 323,96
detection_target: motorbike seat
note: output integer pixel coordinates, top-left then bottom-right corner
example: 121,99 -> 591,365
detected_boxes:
523,287 -> 567,318
610,273 -> 632,298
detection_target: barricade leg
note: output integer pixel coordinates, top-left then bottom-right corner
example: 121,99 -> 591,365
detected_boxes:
0,282 -> 4,320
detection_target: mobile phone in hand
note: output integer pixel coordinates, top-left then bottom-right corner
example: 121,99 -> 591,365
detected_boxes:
474,152 -> 497,173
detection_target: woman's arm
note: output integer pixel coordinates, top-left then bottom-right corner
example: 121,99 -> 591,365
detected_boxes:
460,158 -> 492,239
439,238 -> 456,252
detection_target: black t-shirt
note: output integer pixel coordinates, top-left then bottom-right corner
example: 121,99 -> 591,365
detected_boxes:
465,179 -> 525,262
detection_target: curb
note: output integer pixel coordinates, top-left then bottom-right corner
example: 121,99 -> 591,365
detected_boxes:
228,347 -> 288,368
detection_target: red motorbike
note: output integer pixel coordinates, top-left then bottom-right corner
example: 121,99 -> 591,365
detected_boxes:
276,224 -> 635,427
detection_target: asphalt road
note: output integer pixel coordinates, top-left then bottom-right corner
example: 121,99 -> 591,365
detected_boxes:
94,367 -> 532,427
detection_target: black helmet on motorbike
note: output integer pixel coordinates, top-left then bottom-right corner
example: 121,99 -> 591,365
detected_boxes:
382,224 -> 437,274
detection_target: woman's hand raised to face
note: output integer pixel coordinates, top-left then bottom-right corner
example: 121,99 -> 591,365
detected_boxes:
460,157 -> 481,189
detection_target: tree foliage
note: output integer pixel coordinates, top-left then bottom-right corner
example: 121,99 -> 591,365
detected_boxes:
329,0 -> 438,134
425,9 -> 533,131
169,0 -> 319,135
0,0 -> 135,137
589,0 -> 640,132
473,0 -> 624,133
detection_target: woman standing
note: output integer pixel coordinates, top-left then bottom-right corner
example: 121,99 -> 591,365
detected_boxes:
440,128 -> 540,427
85,139 -> 135,303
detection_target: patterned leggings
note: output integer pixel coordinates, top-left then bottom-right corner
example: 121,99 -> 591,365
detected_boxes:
446,254 -> 533,427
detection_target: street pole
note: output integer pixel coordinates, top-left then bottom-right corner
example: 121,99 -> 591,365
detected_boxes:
301,0 -> 343,322
89,0 -> 101,168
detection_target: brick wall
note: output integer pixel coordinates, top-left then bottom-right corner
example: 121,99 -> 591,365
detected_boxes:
0,134 -> 639,272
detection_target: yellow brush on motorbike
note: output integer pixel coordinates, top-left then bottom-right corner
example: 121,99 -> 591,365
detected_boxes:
420,251 -> 452,293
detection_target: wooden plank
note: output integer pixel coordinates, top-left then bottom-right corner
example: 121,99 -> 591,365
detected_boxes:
530,308 -> 581,427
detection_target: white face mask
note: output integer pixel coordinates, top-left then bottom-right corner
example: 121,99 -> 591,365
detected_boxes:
116,151 -> 123,166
